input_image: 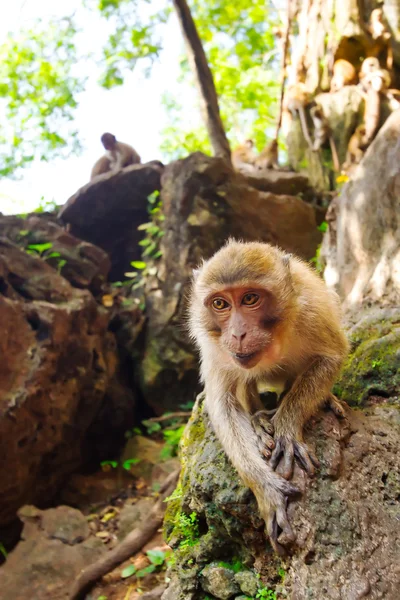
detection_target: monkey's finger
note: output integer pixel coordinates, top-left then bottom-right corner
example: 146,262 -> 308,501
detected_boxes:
276,506 -> 296,545
294,443 -> 318,476
269,439 -> 284,469
267,513 -> 286,557
326,393 -> 347,418
281,443 -> 295,480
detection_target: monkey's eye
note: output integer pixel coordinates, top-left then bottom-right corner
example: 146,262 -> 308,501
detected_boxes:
242,293 -> 259,306
212,298 -> 229,310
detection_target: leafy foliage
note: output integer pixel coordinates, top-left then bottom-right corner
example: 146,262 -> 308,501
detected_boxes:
92,0 -> 170,86
0,17 -> 85,177
173,511 -> 200,549
160,425 -> 186,460
160,0 -> 282,158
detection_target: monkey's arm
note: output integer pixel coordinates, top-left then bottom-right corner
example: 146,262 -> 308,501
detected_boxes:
204,374 -> 299,554
270,355 -> 342,480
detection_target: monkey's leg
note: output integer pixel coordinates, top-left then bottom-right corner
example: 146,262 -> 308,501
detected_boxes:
241,382 -> 275,460
270,357 -> 341,479
205,385 -> 299,554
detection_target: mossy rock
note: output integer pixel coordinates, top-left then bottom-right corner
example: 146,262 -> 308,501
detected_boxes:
334,308 -> 400,406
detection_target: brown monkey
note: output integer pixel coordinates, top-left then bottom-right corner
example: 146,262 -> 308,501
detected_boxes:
232,139 -> 257,172
362,68 -> 391,93
360,69 -> 391,144
310,104 -> 340,172
330,59 -> 357,92
343,124 -> 368,172
255,139 -> 279,170
189,240 -> 348,554
90,132 -> 141,180
284,83 -> 313,148
368,8 -> 393,70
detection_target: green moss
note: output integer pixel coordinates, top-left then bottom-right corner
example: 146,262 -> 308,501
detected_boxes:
335,317 -> 400,406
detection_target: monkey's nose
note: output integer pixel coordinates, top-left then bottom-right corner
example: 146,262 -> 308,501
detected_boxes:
232,332 -> 246,341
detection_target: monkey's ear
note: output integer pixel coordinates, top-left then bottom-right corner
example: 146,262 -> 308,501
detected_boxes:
192,268 -> 201,282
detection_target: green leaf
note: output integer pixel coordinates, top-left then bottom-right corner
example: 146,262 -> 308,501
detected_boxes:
121,564 -> 136,579
146,549 -> 166,566
27,242 -> 53,253
136,564 -> 156,578
100,460 -> 118,468
122,458 -> 141,471
130,261 -> 147,270
317,221 -> 328,232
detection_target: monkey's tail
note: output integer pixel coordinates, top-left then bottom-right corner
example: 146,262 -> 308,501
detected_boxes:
329,136 -> 341,172
298,106 -> 314,149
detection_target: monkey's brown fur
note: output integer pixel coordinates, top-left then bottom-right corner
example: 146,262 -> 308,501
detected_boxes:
232,139 -> 257,171
90,132 -> 141,180
330,59 -> 357,92
310,104 -> 340,172
368,8 -> 393,70
189,240 -> 348,554
284,83 -> 314,149
342,124 -> 368,173
255,139 -> 279,170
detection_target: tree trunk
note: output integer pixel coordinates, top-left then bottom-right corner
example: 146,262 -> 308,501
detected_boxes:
172,0 -> 231,162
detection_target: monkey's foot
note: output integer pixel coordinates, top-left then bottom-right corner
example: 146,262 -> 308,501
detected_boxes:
251,410 -> 275,459
267,478 -> 300,555
270,435 -> 319,480
325,392 -> 347,418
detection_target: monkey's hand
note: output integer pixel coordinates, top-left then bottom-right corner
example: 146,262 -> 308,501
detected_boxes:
251,410 -> 275,459
263,475 -> 300,555
269,418 -> 319,480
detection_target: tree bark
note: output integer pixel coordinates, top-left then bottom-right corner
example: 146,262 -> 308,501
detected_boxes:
172,0 -> 231,162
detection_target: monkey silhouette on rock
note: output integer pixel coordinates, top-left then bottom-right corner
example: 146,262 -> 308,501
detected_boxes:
90,132 -> 141,180
189,240 -> 348,554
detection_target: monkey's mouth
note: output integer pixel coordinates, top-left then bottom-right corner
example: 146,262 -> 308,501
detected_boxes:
233,351 -> 260,368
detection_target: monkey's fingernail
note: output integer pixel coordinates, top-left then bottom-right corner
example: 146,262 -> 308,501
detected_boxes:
267,440 -> 275,449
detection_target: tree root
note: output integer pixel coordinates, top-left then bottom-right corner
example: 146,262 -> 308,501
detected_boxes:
69,469 -> 180,600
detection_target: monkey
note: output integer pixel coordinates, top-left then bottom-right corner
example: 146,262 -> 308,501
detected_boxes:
362,68 -> 391,93
310,104 -> 340,172
368,8 -> 393,70
90,155 -> 111,179
284,83 -> 313,149
361,69 -> 391,144
330,59 -> 357,93
189,240 -> 349,554
255,139 -> 279,170
90,133 -> 141,180
386,88 -> 400,111
232,139 -> 257,172
342,124 -> 368,173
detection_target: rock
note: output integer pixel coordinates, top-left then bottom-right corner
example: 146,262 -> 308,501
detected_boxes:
200,564 -> 240,599
0,214 -> 110,293
322,109 -> 400,308
140,152 -> 321,412
240,170 -> 310,196
58,162 -> 163,280
0,241 -> 135,527
334,307 -> 400,406
0,505 -> 105,600
234,571 -> 259,597
59,471 -> 131,507
117,497 -> 155,541
163,393 -> 400,599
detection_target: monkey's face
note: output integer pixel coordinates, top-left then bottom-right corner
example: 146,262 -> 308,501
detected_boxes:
101,132 -> 117,150
205,287 -> 280,369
